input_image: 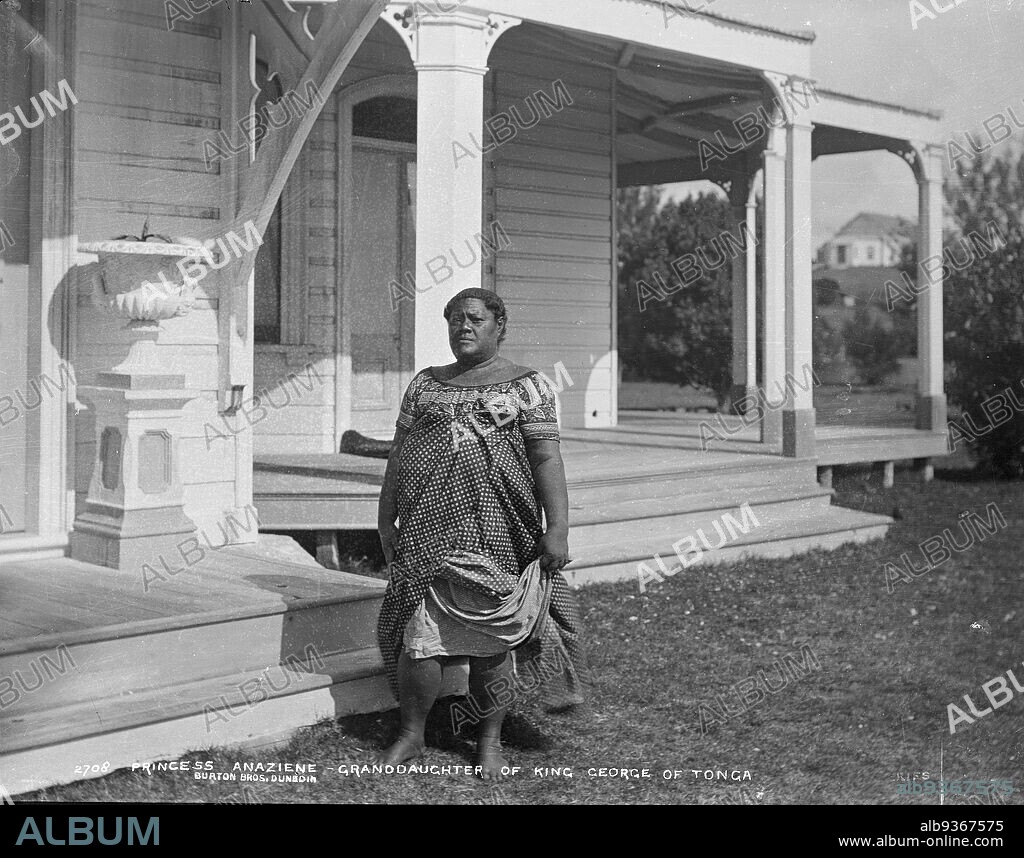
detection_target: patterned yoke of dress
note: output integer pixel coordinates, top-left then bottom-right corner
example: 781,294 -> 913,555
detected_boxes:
376,368 -> 588,708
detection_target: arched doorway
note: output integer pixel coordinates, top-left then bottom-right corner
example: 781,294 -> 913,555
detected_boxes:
338,79 -> 417,438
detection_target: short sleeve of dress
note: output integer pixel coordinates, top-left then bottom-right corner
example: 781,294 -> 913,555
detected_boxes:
396,370 -> 431,431
515,371 -> 560,442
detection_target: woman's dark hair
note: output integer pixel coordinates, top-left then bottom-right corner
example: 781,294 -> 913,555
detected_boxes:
443,288 -> 508,345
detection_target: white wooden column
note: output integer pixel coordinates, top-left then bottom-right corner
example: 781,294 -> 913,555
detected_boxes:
34,1 -> 78,543
221,5 -> 254,531
761,145 -> 786,447
914,143 -> 947,431
729,174 -> 757,412
782,106 -> 816,458
384,4 -> 520,370
745,184 -> 758,402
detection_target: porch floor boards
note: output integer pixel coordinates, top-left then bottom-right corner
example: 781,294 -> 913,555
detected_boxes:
614,412 -> 948,467
813,424 -> 948,466
253,413 -> 947,531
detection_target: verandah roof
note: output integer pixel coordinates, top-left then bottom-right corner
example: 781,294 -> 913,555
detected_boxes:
510,17 -> 942,188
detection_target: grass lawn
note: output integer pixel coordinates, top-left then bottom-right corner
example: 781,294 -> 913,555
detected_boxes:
617,380 -> 718,411
21,463 -> 1024,805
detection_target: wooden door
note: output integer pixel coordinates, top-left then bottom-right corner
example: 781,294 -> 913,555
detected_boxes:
347,143 -> 415,435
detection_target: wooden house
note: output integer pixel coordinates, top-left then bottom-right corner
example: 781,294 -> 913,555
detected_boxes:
0,0 -> 949,793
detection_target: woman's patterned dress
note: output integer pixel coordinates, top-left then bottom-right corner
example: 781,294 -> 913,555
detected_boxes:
376,367 -> 588,706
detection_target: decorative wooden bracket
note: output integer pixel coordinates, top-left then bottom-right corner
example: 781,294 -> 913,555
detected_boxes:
236,0 -> 386,246
221,0 -> 387,391
889,140 -> 944,183
381,2 -> 520,66
761,70 -> 816,158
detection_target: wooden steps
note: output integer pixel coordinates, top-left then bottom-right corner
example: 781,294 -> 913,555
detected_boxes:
1,639 -> 467,797
0,595 -> 384,719
561,456 -> 891,585
253,416 -> 947,531
568,468 -> 827,526
1,646 -> 404,797
566,503 -> 891,586
1,647 -> 385,756
0,537 -> 420,796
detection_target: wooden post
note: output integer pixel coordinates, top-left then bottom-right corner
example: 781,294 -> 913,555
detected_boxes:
729,174 -> 755,412
914,144 -> 948,431
781,87 -> 816,458
761,141 -> 786,448
744,180 -> 758,410
316,531 -> 341,571
879,460 -> 895,489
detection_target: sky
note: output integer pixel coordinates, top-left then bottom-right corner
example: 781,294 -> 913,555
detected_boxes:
659,0 -> 1024,247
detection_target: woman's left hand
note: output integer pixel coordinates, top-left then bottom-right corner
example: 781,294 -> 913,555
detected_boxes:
536,526 -> 570,574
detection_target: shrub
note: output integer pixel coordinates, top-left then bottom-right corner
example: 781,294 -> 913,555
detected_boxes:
813,313 -> 845,375
813,277 -> 841,306
843,308 -> 902,386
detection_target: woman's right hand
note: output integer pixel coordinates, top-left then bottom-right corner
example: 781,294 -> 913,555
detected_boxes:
379,521 -> 399,567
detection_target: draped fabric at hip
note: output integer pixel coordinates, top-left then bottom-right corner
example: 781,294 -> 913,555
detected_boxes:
375,369 -> 588,707
428,552 -> 546,645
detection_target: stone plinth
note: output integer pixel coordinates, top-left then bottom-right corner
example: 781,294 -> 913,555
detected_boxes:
70,241 -> 205,572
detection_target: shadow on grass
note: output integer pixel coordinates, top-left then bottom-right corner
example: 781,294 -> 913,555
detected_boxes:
336,695 -> 565,760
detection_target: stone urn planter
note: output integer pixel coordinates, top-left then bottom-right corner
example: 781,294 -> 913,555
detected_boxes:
78,236 -> 214,373
71,233 -> 207,570
80,237 -> 211,319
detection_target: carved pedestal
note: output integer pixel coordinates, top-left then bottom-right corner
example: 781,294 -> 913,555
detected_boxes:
70,241 -> 203,572
72,334 -> 199,571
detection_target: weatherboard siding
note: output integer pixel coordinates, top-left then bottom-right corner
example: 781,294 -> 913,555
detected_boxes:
72,0 -> 237,530
488,35 -> 616,428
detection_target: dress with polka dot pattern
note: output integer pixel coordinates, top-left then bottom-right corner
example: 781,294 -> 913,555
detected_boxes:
376,367 -> 588,706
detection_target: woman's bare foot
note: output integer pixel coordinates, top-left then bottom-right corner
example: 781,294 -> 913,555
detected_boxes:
476,739 -> 507,781
372,728 -> 425,766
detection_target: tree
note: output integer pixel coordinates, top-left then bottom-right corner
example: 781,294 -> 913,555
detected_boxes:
617,188 -> 735,406
942,150 -> 1024,477
887,249 -> 918,357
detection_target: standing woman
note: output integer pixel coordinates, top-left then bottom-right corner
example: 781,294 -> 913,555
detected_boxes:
375,288 -> 587,780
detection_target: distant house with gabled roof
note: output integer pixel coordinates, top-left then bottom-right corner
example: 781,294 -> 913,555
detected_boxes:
816,212 -> 916,269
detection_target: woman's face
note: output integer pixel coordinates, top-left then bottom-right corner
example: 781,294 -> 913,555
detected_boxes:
447,298 -> 504,361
